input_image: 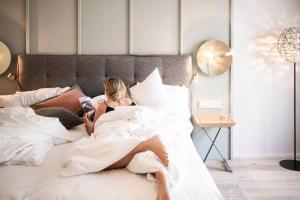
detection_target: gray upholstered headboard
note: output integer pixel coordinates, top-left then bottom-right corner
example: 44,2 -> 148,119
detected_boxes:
17,55 -> 192,97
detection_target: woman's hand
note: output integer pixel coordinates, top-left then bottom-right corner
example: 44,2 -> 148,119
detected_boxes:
83,113 -> 94,136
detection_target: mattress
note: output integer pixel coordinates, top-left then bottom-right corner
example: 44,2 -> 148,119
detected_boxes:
0,125 -> 221,200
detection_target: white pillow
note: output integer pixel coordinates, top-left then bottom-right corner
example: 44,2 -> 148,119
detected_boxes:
130,68 -> 169,107
163,84 -> 191,119
0,87 -> 70,108
129,68 -> 191,118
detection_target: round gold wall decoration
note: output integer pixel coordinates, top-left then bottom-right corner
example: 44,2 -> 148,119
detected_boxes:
196,40 -> 232,76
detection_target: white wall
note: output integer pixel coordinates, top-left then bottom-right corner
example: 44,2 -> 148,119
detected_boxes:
232,0 -> 300,158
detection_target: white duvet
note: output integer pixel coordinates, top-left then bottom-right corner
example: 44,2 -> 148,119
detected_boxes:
61,106 -> 193,186
0,109 -> 222,200
0,107 -> 72,165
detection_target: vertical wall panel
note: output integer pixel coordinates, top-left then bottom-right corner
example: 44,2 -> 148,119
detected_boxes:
131,0 -> 179,54
182,0 -> 229,54
29,0 -> 77,54
81,0 -> 128,54
0,0 -> 26,53
0,0 -> 25,95
182,0 -> 230,159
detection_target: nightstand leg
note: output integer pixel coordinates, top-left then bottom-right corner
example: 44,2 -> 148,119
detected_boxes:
203,128 -> 233,172
203,127 -> 222,162
224,160 -> 232,172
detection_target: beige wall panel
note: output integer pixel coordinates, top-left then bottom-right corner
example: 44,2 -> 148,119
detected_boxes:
29,0 -> 77,54
182,0 -> 230,159
131,0 -> 179,54
81,0 -> 128,54
182,0 -> 229,54
0,0 -> 25,94
0,0 -> 26,54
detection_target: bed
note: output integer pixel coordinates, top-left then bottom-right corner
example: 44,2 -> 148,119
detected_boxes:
0,55 -> 222,200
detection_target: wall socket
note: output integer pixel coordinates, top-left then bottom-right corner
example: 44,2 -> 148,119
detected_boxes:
197,100 -> 224,109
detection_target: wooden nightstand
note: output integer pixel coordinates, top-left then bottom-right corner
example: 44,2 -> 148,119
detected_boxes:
193,114 -> 235,172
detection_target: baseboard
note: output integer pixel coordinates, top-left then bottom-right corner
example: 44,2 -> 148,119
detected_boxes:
233,153 -> 300,159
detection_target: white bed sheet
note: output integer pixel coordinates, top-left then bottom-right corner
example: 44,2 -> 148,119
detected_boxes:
0,124 -> 222,200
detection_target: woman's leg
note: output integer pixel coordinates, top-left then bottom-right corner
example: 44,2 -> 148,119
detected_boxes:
106,135 -> 169,170
156,170 -> 170,200
106,142 -> 144,169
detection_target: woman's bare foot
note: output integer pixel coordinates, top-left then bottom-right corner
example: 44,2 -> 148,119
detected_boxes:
156,170 -> 170,200
143,135 -> 169,166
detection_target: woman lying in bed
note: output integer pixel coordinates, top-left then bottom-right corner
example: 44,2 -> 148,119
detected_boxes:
83,77 -> 171,200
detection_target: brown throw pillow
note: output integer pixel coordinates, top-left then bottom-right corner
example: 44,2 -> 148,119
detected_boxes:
32,87 -> 86,114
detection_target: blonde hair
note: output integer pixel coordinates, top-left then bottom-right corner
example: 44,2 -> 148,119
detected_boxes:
104,77 -> 127,103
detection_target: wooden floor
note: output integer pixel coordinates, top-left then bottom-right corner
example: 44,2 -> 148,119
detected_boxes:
206,158 -> 300,200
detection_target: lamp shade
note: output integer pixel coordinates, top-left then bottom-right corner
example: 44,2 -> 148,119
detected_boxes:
0,41 -> 11,75
277,27 -> 300,63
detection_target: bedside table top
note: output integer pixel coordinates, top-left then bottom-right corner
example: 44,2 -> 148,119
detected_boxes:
193,114 -> 236,128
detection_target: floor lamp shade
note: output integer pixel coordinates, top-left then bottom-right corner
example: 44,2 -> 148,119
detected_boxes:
0,41 -> 11,75
278,27 -> 300,62
277,27 -> 300,171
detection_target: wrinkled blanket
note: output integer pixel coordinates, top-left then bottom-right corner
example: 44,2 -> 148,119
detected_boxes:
60,106 -> 193,186
0,107 -> 71,165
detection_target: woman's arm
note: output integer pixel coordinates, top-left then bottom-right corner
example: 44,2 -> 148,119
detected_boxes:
83,102 -> 106,136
